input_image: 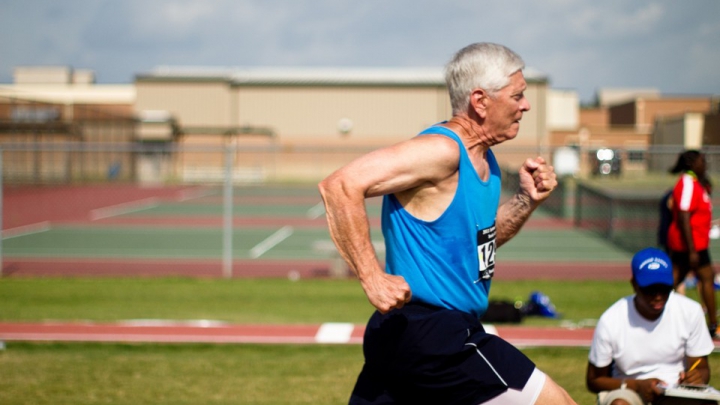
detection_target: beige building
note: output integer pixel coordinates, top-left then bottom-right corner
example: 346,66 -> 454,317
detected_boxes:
4,66 -> 719,182
134,66 -> 551,147
13,66 -> 719,182
0,66 -> 135,118
133,66 -> 550,180
0,65 -> 552,182
610,96 -> 713,133
0,67 -> 137,183
547,89 -> 718,176
650,103 -> 720,171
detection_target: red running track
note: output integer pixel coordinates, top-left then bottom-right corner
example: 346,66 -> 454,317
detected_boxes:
0,321 -> 599,347
5,321 -> 719,350
4,321 -> 719,349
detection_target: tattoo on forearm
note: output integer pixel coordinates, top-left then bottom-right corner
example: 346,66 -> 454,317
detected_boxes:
497,193 -> 535,247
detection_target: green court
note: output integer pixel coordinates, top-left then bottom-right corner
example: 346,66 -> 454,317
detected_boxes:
5,183 -> 720,278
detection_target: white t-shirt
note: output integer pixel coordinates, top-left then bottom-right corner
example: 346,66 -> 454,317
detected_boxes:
588,292 -> 714,385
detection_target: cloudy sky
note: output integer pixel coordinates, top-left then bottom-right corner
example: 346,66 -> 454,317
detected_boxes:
1,0 -> 718,103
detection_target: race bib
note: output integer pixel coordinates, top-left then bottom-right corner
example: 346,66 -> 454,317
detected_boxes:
476,222 -> 496,281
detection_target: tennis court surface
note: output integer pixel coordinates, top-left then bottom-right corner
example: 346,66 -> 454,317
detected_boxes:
1,183 -> 635,279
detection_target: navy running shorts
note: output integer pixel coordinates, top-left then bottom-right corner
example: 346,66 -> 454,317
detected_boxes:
349,302 -> 536,405
670,249 -> 712,270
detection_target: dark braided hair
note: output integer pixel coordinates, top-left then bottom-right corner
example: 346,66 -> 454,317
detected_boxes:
670,150 -> 700,174
670,150 -> 712,193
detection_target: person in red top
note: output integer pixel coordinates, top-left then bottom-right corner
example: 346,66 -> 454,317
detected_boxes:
666,149 -> 716,337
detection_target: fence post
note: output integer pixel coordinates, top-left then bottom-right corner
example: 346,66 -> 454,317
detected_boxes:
0,147 -> 3,277
574,182 -> 581,228
222,145 -> 234,279
608,197 -> 622,242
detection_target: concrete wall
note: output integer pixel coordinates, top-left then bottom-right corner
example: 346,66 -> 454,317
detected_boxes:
684,113 -> 705,149
135,76 -> 548,152
135,80 -> 234,128
653,116 -> 686,146
547,89 -> 579,131
234,85 -> 450,145
610,98 -> 713,131
704,113 -> 720,146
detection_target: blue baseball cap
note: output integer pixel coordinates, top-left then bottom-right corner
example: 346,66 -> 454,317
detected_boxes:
631,247 -> 673,287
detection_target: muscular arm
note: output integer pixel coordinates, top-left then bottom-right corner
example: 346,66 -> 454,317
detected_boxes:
586,362 -> 664,403
496,157 -> 556,247
319,176 -> 390,304
677,211 -> 699,267
318,135 -> 459,313
675,177 -> 701,267
586,362 -> 619,394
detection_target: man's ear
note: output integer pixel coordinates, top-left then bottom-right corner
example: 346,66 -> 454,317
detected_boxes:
471,88 -> 489,118
630,278 -> 639,293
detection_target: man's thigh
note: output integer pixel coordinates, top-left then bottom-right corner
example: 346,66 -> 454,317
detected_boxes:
481,368 -> 545,405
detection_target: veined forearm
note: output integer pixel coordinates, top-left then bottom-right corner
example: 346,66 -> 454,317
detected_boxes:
320,184 -> 383,279
326,213 -> 382,278
495,192 -> 537,247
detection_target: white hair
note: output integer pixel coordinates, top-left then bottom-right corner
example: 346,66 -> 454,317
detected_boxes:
444,43 -> 525,115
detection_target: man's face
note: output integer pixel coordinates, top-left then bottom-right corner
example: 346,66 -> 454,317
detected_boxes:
633,282 -> 672,320
483,71 -> 530,143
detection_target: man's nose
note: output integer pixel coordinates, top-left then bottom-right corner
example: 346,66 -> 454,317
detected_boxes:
520,97 -> 531,112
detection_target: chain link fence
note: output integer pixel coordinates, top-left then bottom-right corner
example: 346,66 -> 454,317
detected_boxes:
1,141 -> 720,277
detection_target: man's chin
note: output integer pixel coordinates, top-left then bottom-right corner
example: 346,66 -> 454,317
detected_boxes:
650,307 -> 666,317
492,129 -> 520,145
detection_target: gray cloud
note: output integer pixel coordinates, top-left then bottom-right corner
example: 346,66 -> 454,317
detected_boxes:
1,0 -> 718,102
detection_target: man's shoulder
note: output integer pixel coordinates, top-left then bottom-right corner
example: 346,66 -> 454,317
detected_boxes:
608,295 -> 632,310
668,292 -> 705,313
408,132 -> 461,156
597,296 -> 633,323
415,127 -> 459,142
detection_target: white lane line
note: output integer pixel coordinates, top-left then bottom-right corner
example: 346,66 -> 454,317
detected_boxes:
315,322 -> 354,344
118,319 -> 228,327
250,226 -> 293,259
2,221 -> 51,239
90,198 -> 160,220
306,202 -> 326,219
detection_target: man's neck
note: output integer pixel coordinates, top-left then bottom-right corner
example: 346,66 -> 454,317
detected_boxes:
444,115 -> 491,151
633,295 -> 663,321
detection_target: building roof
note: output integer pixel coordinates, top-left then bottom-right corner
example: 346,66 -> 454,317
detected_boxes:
0,84 -> 135,104
136,66 -> 548,87
595,88 -> 661,107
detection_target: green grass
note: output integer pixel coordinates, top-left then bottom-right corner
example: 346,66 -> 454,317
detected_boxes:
0,342 -> 363,405
0,277 -> 713,404
1,342 -> 719,405
0,277 -> 640,326
0,278 -> 375,324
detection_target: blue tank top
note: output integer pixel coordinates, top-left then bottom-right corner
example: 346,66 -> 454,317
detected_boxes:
381,125 -> 501,318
